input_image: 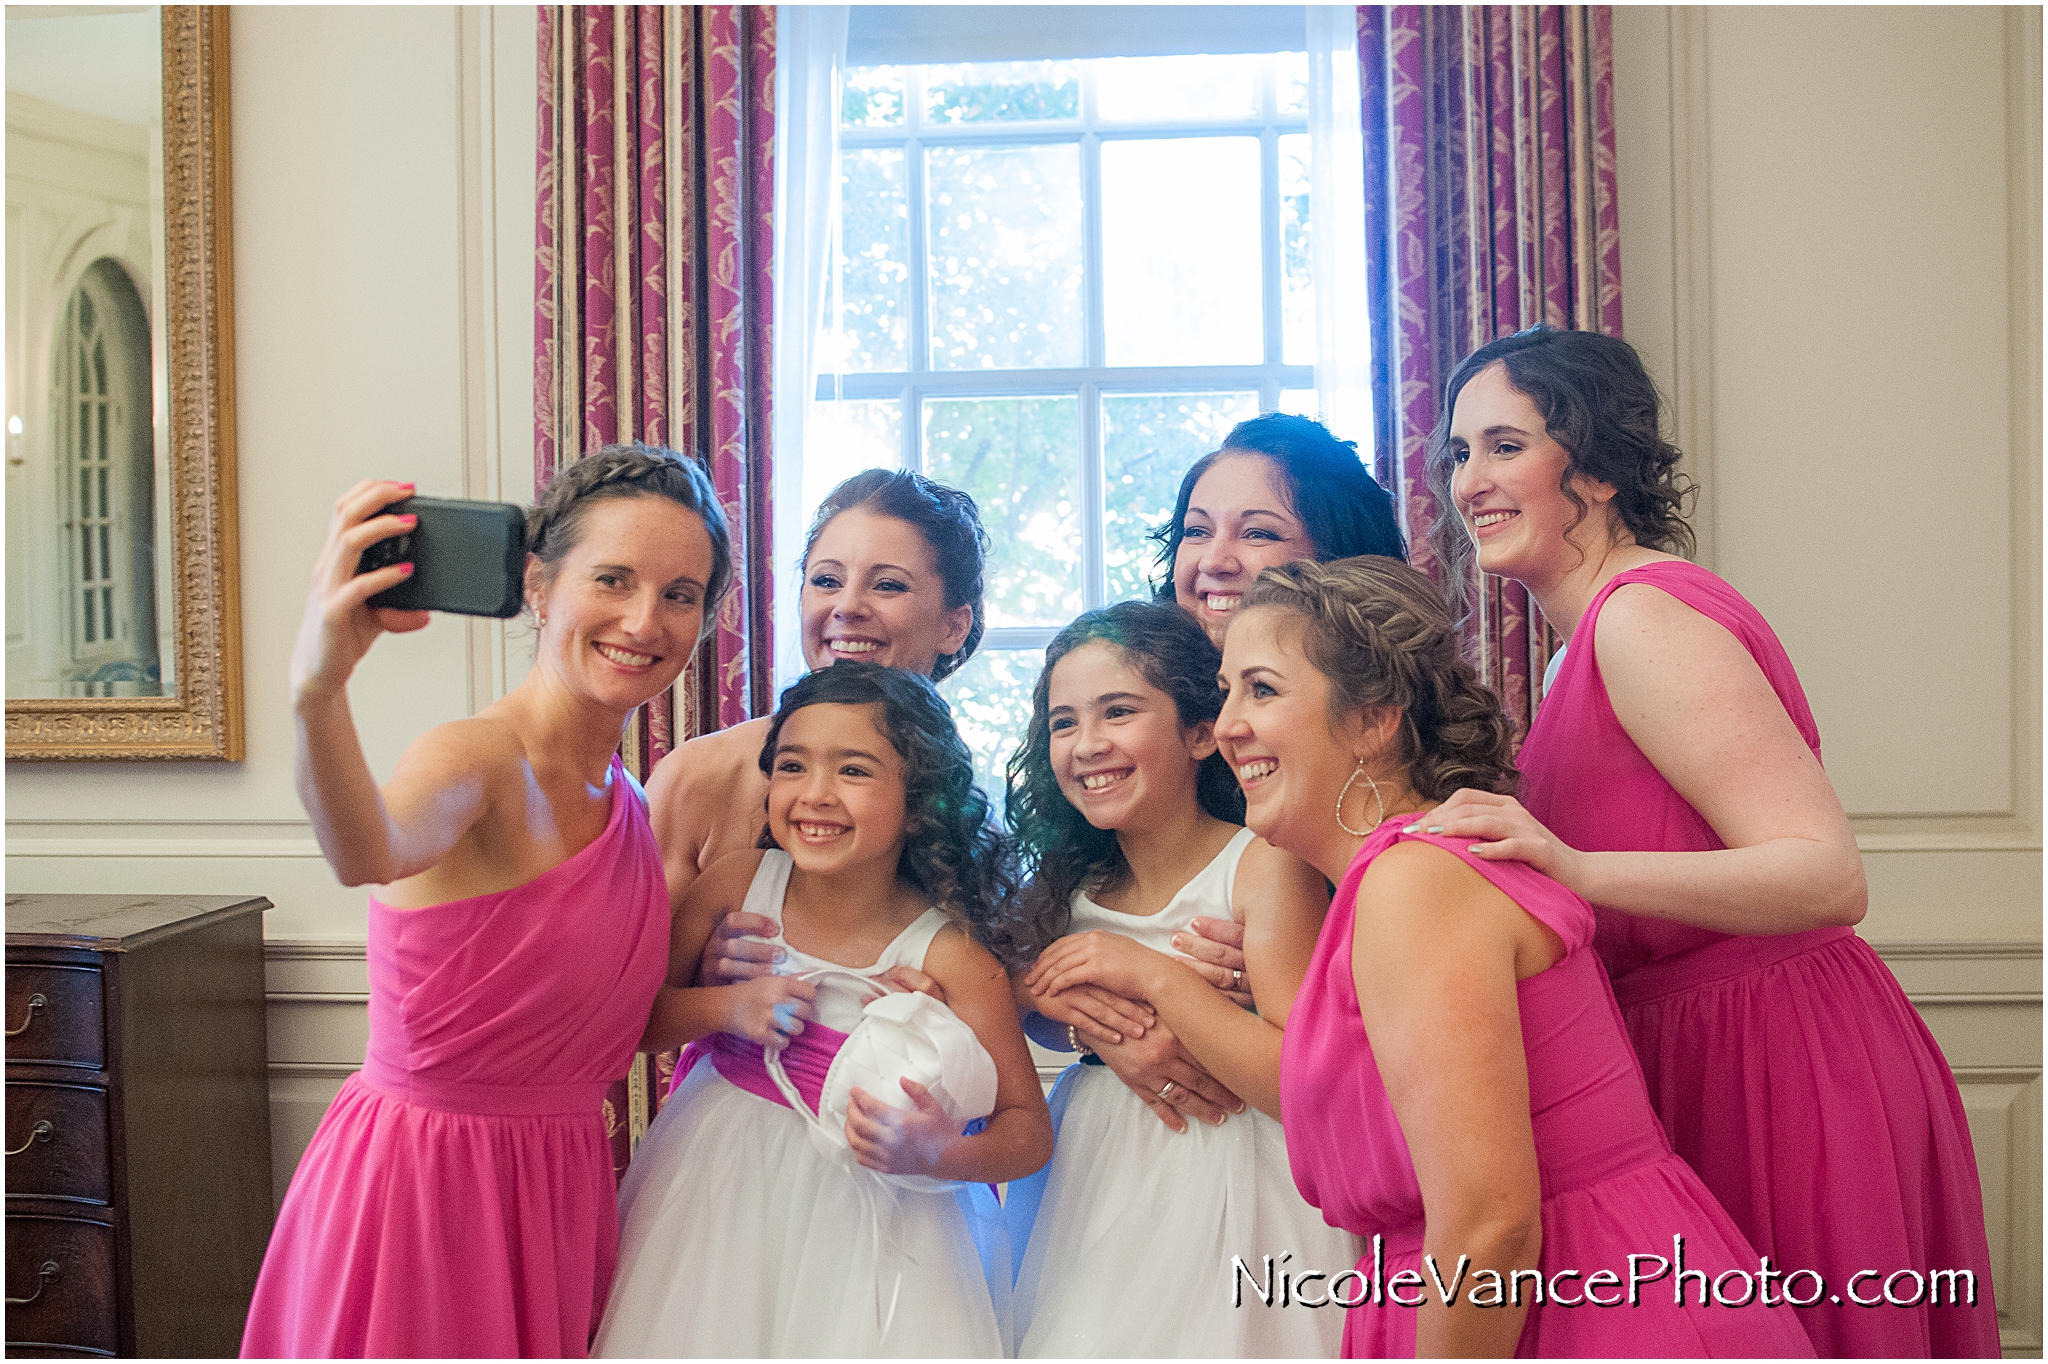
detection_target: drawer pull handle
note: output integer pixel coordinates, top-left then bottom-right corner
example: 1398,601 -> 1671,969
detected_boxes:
5,1120 -> 53,1155
6,1259 -> 59,1305
6,993 -> 47,1036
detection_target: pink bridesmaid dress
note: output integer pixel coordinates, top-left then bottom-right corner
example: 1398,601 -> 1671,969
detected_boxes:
241,757 -> 670,1358
1283,824 -> 1815,1358
1519,560 -> 1998,1357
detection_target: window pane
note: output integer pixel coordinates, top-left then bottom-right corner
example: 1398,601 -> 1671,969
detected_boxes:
1095,54 -> 1259,122
1279,133 -> 1313,366
938,646 -> 1042,819
1278,388 -> 1319,416
1101,137 -> 1261,367
924,61 -> 1080,124
1276,52 -> 1309,116
805,399 -> 902,512
927,144 -> 1083,370
842,66 -> 906,127
921,396 -> 1082,626
1101,392 -> 1259,603
823,148 -> 910,373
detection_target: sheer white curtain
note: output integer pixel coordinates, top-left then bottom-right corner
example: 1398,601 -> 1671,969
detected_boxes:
1305,5 -> 1372,443
771,5 -> 850,690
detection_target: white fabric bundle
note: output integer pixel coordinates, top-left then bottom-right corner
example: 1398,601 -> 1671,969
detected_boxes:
765,967 -> 998,1192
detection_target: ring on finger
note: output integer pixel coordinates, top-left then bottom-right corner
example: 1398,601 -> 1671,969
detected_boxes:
1158,1080 -> 1177,1101
1231,969 -> 1242,986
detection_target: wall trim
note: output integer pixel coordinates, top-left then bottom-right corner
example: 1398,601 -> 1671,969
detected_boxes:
1869,940 -> 2042,963
1951,1065 -> 2045,1085
1854,830 -> 2042,854
2005,4 -> 2044,851
1906,992 -> 2042,1008
1665,5 -> 1715,570
10,837 -> 326,859
265,939 -> 368,961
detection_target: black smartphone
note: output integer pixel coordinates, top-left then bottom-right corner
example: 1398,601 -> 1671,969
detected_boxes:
355,496 -> 527,618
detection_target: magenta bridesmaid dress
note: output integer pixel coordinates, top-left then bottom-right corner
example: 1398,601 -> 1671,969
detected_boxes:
1283,824 -> 1815,1358
241,757 -> 670,1358
1518,560 -> 1999,1357
1286,823 -> 1818,1351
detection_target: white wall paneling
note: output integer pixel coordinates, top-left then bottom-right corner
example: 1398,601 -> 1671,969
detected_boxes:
1613,9 -> 2042,1353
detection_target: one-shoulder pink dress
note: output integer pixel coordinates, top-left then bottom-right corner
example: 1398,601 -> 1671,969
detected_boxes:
1284,824 -> 1815,1357
1518,561 -> 1998,1357
241,758 -> 670,1358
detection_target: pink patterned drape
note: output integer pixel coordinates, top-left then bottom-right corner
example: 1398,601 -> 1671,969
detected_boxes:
535,4 -> 775,1171
1358,6 -> 1621,740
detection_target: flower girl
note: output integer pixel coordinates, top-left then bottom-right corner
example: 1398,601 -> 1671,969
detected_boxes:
592,661 -> 1050,1358
1006,601 -> 1359,1357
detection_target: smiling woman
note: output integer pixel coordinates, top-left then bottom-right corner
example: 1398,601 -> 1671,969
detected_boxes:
1152,412 -> 1405,648
243,445 -> 733,1358
647,468 -> 990,913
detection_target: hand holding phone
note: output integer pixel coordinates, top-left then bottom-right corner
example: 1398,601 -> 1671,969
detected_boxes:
292,480 -> 433,708
354,496 -> 527,618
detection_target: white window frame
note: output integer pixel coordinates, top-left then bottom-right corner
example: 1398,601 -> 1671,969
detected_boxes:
820,56 -> 1316,663
772,9 -> 1372,793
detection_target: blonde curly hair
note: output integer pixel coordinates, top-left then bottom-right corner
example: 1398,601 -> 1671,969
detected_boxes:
1241,557 -> 1518,801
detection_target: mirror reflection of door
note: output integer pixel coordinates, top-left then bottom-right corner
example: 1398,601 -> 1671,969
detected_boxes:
55,259 -> 158,696
5,5 -> 169,701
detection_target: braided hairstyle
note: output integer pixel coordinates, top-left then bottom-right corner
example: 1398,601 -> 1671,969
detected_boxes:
800,469 -> 989,680
754,661 -> 1031,969
1242,557 -> 1518,801
527,443 -> 733,641
1004,601 -> 1242,958
1423,326 -> 1696,622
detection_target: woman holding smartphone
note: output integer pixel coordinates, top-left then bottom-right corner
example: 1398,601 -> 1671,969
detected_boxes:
243,445 -> 730,1358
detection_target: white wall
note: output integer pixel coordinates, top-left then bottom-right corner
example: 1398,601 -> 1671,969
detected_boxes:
8,7 -> 536,941
5,5 -> 538,1204
1612,8 -> 2041,1352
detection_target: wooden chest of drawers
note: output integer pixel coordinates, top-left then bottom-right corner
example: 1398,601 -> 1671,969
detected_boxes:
6,895 -> 273,1357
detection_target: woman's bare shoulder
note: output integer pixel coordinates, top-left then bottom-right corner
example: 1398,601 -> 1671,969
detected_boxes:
653,717 -> 772,786
646,718 -> 771,816
391,713 -> 526,796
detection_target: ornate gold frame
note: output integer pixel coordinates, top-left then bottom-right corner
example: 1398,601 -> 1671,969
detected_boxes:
6,7 -> 243,761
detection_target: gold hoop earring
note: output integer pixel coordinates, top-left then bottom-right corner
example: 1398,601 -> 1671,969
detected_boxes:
1335,759 -> 1385,837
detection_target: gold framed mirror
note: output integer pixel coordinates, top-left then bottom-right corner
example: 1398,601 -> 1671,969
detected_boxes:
5,6 -> 242,760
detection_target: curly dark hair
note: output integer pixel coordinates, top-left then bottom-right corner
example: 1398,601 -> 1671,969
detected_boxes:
800,469 -> 990,681
1423,326 -> 1696,621
527,443 -> 733,642
1243,558 -> 1518,802
1148,412 -> 1406,598
753,661 -> 1030,968
1004,601 -> 1244,959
